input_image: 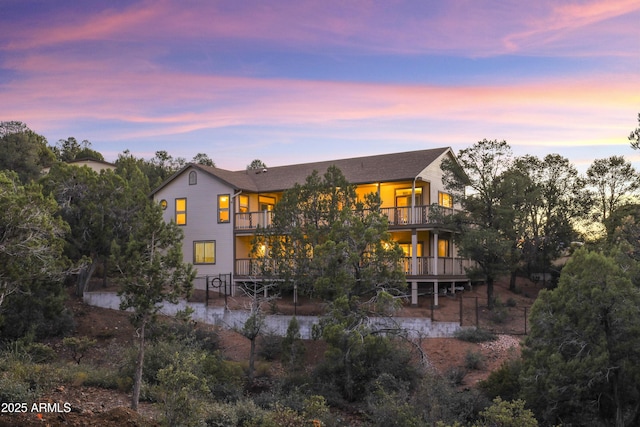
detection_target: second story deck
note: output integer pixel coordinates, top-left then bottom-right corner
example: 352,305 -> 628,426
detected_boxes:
234,204 -> 457,232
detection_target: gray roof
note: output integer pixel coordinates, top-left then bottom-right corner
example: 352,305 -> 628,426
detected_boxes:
153,147 -> 450,194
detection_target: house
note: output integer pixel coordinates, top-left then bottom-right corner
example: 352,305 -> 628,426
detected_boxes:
151,147 -> 472,307
42,157 -> 117,174
67,157 -> 117,173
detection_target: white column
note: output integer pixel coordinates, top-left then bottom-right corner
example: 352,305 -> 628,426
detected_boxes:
411,229 -> 417,277
411,281 -> 418,305
433,232 -> 439,307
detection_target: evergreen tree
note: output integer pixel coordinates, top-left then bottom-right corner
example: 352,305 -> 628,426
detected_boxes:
521,249 -> 640,426
111,201 -> 195,410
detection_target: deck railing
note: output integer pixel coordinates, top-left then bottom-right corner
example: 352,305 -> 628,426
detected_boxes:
236,256 -> 473,278
235,205 -> 456,231
235,211 -> 274,230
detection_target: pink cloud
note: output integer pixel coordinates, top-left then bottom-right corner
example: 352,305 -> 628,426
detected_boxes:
3,0 -> 638,57
4,50 -> 636,150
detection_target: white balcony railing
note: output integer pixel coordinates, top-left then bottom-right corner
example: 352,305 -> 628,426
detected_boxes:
235,205 -> 456,231
236,256 -> 473,278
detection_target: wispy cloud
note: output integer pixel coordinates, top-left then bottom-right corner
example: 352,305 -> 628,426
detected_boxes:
1,0 -> 637,169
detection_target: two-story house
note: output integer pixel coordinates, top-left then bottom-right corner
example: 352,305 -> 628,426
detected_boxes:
151,147 -> 472,307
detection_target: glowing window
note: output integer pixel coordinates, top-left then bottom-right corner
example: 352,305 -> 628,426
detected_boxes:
438,192 -> 453,208
399,243 -> 424,257
175,198 -> 186,225
438,239 -> 450,257
259,195 -> 275,211
194,241 -> 215,264
239,195 -> 249,213
218,194 -> 230,223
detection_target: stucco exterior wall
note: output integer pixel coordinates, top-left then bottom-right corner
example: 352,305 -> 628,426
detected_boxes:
153,166 -> 235,278
84,291 -> 463,338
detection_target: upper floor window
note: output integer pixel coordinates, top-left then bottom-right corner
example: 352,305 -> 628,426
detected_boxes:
239,195 -> 249,213
175,198 -> 186,225
259,195 -> 275,212
438,192 -> 453,208
218,194 -> 230,223
189,171 -> 197,185
194,241 -> 215,264
395,188 -> 422,207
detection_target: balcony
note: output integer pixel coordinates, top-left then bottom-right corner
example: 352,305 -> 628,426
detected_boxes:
235,205 -> 456,231
380,205 -> 455,227
401,256 -> 474,277
235,211 -> 273,230
235,256 -> 472,279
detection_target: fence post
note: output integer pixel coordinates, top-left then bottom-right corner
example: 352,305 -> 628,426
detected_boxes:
205,275 -> 209,306
459,296 -> 463,326
475,297 -> 479,328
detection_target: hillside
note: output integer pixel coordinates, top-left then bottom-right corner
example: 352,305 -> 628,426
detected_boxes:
0,279 -> 536,426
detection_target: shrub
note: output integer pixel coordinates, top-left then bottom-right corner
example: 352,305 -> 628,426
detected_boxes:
153,351 -> 209,427
478,359 -> 523,401
464,350 -> 485,370
475,397 -> 538,427
205,401 -> 240,427
24,342 -> 56,364
505,297 -> 517,307
63,336 -> 97,364
258,331 -> 283,361
366,377 -> 422,427
201,353 -> 246,402
445,366 -> 467,386
0,373 -> 36,402
454,328 -> 497,343
194,326 -> 221,353
414,371 -> 489,425
490,307 -> 508,324
281,317 -> 305,372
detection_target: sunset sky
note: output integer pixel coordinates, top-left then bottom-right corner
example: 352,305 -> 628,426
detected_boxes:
1,0 -> 639,171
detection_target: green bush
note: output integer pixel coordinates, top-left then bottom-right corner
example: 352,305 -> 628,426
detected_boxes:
414,371 -> 489,426
63,336 -> 97,364
258,331 -> 283,361
0,373 -> 36,402
205,401 -> 240,427
454,328 -> 497,343
201,353 -> 246,402
194,327 -> 222,353
366,377 -> 422,427
0,351 -> 59,400
478,358 -> 522,401
281,317 -> 305,372
153,351 -> 209,427
474,397 -> 538,427
464,350 -> 485,370
444,366 -> 466,386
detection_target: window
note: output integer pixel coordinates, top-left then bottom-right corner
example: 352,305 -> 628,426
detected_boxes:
438,239 -> 450,257
395,188 -> 422,207
438,192 -> 453,208
259,195 -> 275,211
189,171 -> 197,185
218,194 -> 230,223
175,198 -> 186,225
194,241 -> 215,264
239,195 -> 249,213
399,243 -> 424,257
